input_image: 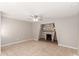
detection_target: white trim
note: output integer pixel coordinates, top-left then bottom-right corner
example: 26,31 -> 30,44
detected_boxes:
58,44 -> 77,50
33,39 -> 38,41
1,39 -> 33,47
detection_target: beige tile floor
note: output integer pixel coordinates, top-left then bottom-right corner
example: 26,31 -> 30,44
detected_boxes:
1,40 -> 77,56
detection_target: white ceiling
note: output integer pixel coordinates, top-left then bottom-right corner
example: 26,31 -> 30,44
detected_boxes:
0,2 -> 79,21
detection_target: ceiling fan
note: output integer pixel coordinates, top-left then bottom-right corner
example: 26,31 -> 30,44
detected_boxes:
26,14 -> 51,22
30,15 -> 44,22
32,15 -> 40,22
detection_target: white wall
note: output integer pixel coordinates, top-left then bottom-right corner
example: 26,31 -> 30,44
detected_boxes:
0,12 -> 1,54
32,22 -> 41,41
55,17 -> 78,49
1,17 -> 33,46
77,16 -> 79,54
32,15 -> 79,49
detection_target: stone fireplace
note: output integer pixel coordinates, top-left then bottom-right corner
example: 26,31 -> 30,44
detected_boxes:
39,23 -> 58,44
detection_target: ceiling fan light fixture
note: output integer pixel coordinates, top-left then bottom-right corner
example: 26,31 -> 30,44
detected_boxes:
33,15 -> 39,22
33,18 -> 38,22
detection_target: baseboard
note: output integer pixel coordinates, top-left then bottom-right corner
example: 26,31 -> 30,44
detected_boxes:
1,39 -> 33,47
58,44 -> 77,50
33,39 -> 39,41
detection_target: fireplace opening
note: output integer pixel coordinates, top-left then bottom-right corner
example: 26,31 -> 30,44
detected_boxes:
46,34 -> 52,41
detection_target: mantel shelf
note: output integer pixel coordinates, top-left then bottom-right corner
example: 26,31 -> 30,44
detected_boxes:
43,30 -> 55,32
